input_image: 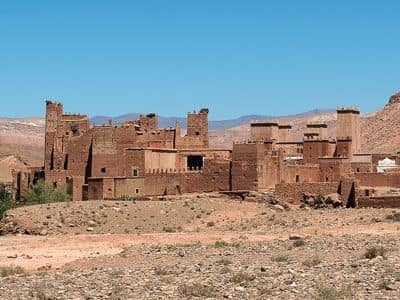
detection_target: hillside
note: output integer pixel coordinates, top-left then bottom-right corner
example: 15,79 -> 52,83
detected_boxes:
361,93 -> 400,154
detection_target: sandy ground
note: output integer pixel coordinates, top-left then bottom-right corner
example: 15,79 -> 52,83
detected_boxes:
0,218 -> 399,271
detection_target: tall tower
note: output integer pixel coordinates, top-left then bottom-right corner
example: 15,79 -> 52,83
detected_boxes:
336,107 -> 360,155
250,122 -> 279,142
187,108 -> 209,148
44,101 -> 63,171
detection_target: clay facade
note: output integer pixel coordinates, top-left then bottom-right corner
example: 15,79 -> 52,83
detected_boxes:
13,102 -> 400,208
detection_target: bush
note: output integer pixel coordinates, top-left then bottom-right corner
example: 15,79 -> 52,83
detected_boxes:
230,272 -> 256,284
293,239 -> 306,247
364,246 -> 387,259
0,185 -> 14,220
303,256 -> 322,267
207,221 -> 216,227
22,180 -> 71,205
271,255 -> 290,263
314,284 -> 354,300
214,240 -> 229,248
0,266 -> 26,277
178,283 -> 216,297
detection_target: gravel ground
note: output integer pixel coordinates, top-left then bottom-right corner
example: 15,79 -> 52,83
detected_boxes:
0,196 -> 400,299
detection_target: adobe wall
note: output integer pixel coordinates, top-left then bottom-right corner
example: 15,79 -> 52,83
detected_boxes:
280,164 -> 321,184
351,162 -> 372,173
355,172 -> 400,187
335,139 -> 352,158
303,140 -> 333,164
276,143 -> 303,156
358,196 -> 400,208
250,123 -> 278,142
231,143 -> 263,190
88,178 -> 103,200
275,182 -> 339,204
278,125 -> 292,143
338,176 -> 359,207
319,158 -> 351,182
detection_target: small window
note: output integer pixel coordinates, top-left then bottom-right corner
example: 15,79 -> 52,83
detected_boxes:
195,131 -> 200,136
135,188 -> 140,194
53,182 -> 57,188
295,175 -> 300,183
133,169 -> 139,177
101,167 -> 106,173
187,155 -> 203,170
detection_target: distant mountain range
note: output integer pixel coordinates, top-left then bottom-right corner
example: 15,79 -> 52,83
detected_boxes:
90,109 -> 335,131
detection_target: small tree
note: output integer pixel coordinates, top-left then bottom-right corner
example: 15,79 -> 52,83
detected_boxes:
0,184 -> 13,220
23,180 -> 71,205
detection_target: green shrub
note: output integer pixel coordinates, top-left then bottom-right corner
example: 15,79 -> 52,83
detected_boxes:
178,283 -> 216,297
0,185 -> 14,220
364,246 -> 387,260
303,256 -> 322,267
314,284 -> 354,300
118,195 -> 135,202
22,180 -> 71,205
0,265 -> 26,277
214,240 -> 229,248
293,239 -> 306,247
230,272 -> 256,284
271,255 -> 290,263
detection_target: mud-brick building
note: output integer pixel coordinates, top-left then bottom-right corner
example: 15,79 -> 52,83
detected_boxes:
39,101 -> 231,201
12,93 -> 400,208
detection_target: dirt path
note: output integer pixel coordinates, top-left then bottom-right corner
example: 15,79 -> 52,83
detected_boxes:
1,221 -> 399,271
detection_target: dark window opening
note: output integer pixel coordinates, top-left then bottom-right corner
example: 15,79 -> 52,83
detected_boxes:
133,169 -> 139,177
195,131 -> 200,136
295,175 -> 300,183
187,155 -> 203,170
50,148 -> 55,170
326,176 -> 329,182
70,122 -> 79,134
135,188 -> 140,194
101,167 -> 106,173
356,168 -> 360,172
53,182 -> 57,188
64,154 -> 69,170
365,190 -> 370,196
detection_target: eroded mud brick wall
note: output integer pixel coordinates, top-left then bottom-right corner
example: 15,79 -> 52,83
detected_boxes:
280,164 -> 321,184
303,140 -> 335,164
275,182 -> 339,204
354,172 -> 400,187
319,158 -> 351,182
358,196 -> 400,208
231,143 -> 262,190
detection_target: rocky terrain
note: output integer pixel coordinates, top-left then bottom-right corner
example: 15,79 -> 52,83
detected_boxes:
361,93 -> 400,153
0,194 -> 400,299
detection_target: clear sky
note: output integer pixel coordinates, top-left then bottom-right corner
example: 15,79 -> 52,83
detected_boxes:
1,1 -> 400,119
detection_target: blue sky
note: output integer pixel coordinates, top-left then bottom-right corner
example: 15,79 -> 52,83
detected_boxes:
1,1 -> 400,119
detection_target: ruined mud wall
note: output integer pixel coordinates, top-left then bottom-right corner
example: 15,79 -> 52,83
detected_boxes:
355,173 -> 400,187
275,182 -> 339,204
358,196 -> 400,208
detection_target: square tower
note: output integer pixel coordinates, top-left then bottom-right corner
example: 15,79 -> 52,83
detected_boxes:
336,107 -> 360,154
